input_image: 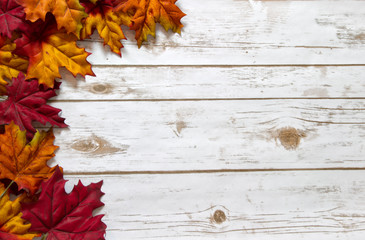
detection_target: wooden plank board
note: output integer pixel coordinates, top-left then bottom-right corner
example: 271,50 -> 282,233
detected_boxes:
50,99 -> 365,172
80,0 -> 365,65
57,66 -> 365,100
65,171 -> 365,239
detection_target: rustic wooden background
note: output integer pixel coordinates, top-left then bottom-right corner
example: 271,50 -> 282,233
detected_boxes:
53,0 -> 365,239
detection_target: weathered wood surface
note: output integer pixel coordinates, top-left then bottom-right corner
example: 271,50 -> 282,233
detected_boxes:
52,99 -> 365,172
66,171 -> 365,239
14,0 -> 365,238
80,0 -> 365,65
57,66 -> 365,100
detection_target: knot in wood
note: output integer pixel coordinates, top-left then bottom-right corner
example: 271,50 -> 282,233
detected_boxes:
91,83 -> 111,94
71,138 -> 100,153
213,210 -> 226,224
278,127 -> 305,150
71,135 -> 127,155
92,84 -> 107,92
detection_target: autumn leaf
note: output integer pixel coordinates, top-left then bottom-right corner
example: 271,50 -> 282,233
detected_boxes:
0,72 -> 67,139
0,122 -> 59,194
14,15 -> 94,88
81,0 -> 132,55
0,183 -> 41,240
115,0 -> 185,47
22,167 -> 106,240
112,0 -> 137,12
0,0 -> 28,38
21,0 -> 88,37
0,83 -> 6,95
0,37 -> 28,94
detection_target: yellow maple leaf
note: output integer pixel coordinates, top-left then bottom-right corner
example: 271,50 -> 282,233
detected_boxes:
0,183 -> 40,239
0,122 -> 60,194
0,38 -> 28,95
116,0 -> 185,47
14,15 -> 94,88
81,5 -> 132,55
21,0 -> 88,37
26,32 -> 93,88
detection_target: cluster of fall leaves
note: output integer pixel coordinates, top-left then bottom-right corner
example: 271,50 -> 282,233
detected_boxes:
0,0 -> 185,239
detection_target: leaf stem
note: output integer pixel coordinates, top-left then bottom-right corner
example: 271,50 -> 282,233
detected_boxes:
0,180 -> 14,200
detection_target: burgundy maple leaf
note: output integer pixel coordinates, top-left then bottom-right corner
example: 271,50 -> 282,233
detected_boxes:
0,0 -> 28,38
0,72 -> 67,139
22,167 -> 106,240
80,0 -> 113,14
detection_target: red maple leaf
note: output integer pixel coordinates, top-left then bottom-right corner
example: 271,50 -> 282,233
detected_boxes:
0,0 -> 28,38
0,72 -> 67,139
22,167 -> 106,240
13,14 -> 55,58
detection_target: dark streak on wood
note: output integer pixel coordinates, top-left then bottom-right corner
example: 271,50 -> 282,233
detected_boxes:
294,117 -> 365,125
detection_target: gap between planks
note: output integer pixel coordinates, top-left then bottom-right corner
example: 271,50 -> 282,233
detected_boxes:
49,98 -> 365,103
85,64 -> 365,67
64,167 -> 365,176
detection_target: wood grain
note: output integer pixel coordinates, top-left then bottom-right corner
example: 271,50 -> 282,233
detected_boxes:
49,99 -> 365,172
65,171 -> 365,239
80,0 -> 365,65
57,66 -> 365,100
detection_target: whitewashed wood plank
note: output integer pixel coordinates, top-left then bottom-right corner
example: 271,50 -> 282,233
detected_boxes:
80,0 -> 365,65
49,100 -> 365,172
57,66 -> 365,100
65,171 -> 365,239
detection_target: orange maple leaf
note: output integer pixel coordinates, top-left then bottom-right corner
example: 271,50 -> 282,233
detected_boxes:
0,122 -> 60,194
0,183 -> 41,240
116,0 -> 185,47
0,37 -> 28,95
14,16 -> 94,88
21,0 -> 88,37
81,0 -> 132,55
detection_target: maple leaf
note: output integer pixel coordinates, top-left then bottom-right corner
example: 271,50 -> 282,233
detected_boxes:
81,0 -> 132,55
0,122 -> 59,194
0,183 -> 41,240
115,0 -> 185,47
14,15 -> 94,88
0,72 -> 67,139
0,84 -> 6,95
0,0 -> 27,38
21,0 -> 88,37
22,167 -> 106,240
0,37 -> 28,94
